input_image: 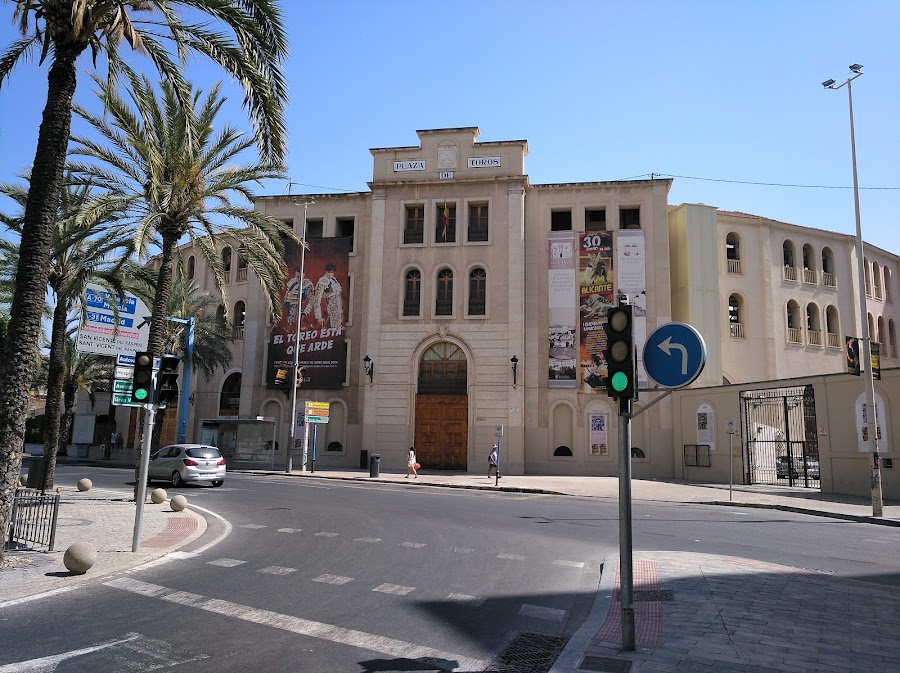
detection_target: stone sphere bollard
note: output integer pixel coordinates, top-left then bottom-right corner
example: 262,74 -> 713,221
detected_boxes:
150,488 -> 168,504
170,494 -> 188,511
76,478 -> 92,492
63,542 -> 97,574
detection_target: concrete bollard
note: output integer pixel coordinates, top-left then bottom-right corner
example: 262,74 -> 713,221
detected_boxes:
76,478 -> 92,492
170,494 -> 188,511
63,542 -> 97,574
150,488 -> 168,504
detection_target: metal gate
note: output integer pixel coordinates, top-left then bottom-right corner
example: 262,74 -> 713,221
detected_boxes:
741,384 -> 820,488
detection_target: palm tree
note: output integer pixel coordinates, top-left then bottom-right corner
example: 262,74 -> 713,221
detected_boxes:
0,173 -> 141,487
0,0 -> 288,558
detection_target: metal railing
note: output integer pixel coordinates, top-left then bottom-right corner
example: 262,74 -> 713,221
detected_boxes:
803,268 -> 817,284
729,322 -> 745,338
787,327 -> 802,344
827,332 -> 840,348
783,266 -> 798,282
807,329 -> 822,346
727,259 -> 742,274
823,272 -> 836,288
6,488 -> 60,552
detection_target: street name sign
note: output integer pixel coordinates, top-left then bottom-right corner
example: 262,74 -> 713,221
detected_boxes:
113,392 -> 141,407
643,322 -> 707,389
76,284 -> 151,356
113,379 -> 133,393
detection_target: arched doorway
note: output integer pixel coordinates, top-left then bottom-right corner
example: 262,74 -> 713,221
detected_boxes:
414,342 -> 468,469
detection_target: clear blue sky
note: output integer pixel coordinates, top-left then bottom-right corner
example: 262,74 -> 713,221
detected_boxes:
1,1 -> 898,251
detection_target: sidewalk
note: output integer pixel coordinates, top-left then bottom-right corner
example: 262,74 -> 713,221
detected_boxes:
5,460 -> 899,672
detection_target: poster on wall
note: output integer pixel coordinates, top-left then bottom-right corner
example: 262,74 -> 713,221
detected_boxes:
615,230 -> 647,387
696,403 -> 715,451
548,234 -> 577,387
267,237 -> 351,389
578,232 -> 615,393
589,413 -> 609,456
856,393 -> 886,453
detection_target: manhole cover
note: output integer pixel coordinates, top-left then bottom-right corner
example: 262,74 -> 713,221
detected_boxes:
485,633 -> 567,673
578,655 -> 632,672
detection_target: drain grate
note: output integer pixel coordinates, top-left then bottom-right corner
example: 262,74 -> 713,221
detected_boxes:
484,633 -> 567,673
578,655 -> 633,672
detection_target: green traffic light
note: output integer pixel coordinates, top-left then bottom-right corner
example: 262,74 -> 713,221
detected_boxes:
134,388 -> 149,401
611,371 -> 629,392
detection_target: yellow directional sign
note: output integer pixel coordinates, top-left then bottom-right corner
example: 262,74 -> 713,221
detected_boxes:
305,401 -> 330,410
305,408 -> 330,417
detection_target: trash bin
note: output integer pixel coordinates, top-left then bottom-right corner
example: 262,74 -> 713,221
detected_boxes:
25,455 -> 46,489
369,453 -> 381,478
359,449 -> 369,470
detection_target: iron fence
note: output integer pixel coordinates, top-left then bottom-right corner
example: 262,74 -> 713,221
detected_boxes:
5,487 -> 61,552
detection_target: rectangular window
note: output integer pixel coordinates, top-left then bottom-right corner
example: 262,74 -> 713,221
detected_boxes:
585,208 -> 606,232
306,218 -> 324,239
337,217 -> 355,252
620,207 -> 641,229
436,203 -> 457,243
550,210 -> 572,231
468,204 -> 489,242
404,206 -> 424,244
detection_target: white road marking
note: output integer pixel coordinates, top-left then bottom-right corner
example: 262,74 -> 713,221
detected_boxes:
208,558 -> 245,568
315,531 -> 339,537
104,578 -> 482,671
553,560 -> 586,568
238,524 -> 267,529
277,528 -> 301,533
452,547 -> 475,554
519,603 -> 566,622
258,566 -> 297,575
497,553 -> 526,561
400,542 -> 427,548
373,583 -> 416,596
313,574 -> 354,585
447,593 -> 484,607
354,537 -> 381,543
0,586 -> 76,609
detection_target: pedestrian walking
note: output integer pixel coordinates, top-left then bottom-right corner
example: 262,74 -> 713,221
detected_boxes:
488,444 -> 498,478
116,432 -> 124,453
406,446 -> 418,478
110,431 -> 118,453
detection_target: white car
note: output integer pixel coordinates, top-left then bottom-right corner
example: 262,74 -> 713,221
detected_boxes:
148,444 -> 226,487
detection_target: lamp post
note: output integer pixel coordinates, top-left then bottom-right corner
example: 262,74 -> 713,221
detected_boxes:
823,64 -> 882,517
287,198 -> 313,474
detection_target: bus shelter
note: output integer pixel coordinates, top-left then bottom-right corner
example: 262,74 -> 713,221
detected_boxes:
199,416 -> 279,469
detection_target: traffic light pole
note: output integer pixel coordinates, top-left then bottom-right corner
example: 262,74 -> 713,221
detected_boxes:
132,403 -> 157,552
617,398 -> 636,651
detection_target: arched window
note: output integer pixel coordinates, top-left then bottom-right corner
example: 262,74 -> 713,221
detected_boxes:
802,244 -> 817,284
884,267 -> 893,303
786,301 -> 802,343
403,269 -> 421,316
188,255 -> 196,280
783,241 -> 797,281
806,303 -> 822,346
725,233 -> 742,274
864,258 -> 872,296
873,262 -> 882,299
868,313 -> 875,344
877,316 -> 885,349
825,305 -> 840,348
468,267 -> 486,315
222,246 -> 233,274
233,301 -> 246,340
220,372 -> 242,413
436,269 -> 453,316
728,294 -> 744,338
215,304 -> 226,326
822,247 -> 836,287
237,253 -> 249,282
418,342 -> 467,395
890,319 -> 897,358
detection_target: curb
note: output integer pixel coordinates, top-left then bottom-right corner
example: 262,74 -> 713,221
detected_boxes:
699,500 -> 900,527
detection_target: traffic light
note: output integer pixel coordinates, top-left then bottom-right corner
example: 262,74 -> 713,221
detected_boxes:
130,351 -> 155,404
156,355 -> 182,409
603,304 -> 636,401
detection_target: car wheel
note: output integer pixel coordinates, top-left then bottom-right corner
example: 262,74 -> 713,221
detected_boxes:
212,480 -> 223,487
171,471 -> 182,487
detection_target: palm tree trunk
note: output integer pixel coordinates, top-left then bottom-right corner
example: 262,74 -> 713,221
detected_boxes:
0,47 -> 81,558
134,233 -> 178,498
41,293 -> 69,488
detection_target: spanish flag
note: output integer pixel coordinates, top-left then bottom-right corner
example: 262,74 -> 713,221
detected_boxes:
441,203 -> 449,241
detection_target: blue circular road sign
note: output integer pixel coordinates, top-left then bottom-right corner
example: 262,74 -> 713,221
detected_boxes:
643,322 -> 707,388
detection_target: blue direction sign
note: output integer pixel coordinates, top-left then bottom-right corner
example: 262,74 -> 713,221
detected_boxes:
643,322 -> 707,388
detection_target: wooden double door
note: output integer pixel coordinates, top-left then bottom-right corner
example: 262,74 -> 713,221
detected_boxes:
413,394 -> 468,470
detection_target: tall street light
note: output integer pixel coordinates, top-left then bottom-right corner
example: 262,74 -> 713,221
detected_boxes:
286,197 -> 313,474
823,64 -> 882,517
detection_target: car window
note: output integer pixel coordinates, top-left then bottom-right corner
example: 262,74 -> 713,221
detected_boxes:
166,447 -> 182,458
186,447 -> 222,459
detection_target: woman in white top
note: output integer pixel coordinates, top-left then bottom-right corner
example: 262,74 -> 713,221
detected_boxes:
406,446 -> 418,478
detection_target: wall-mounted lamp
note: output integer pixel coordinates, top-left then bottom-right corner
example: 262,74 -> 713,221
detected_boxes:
363,355 -> 374,384
510,355 -> 519,387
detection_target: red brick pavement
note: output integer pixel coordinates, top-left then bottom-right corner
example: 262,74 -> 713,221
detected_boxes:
142,515 -> 198,548
594,559 -> 662,646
